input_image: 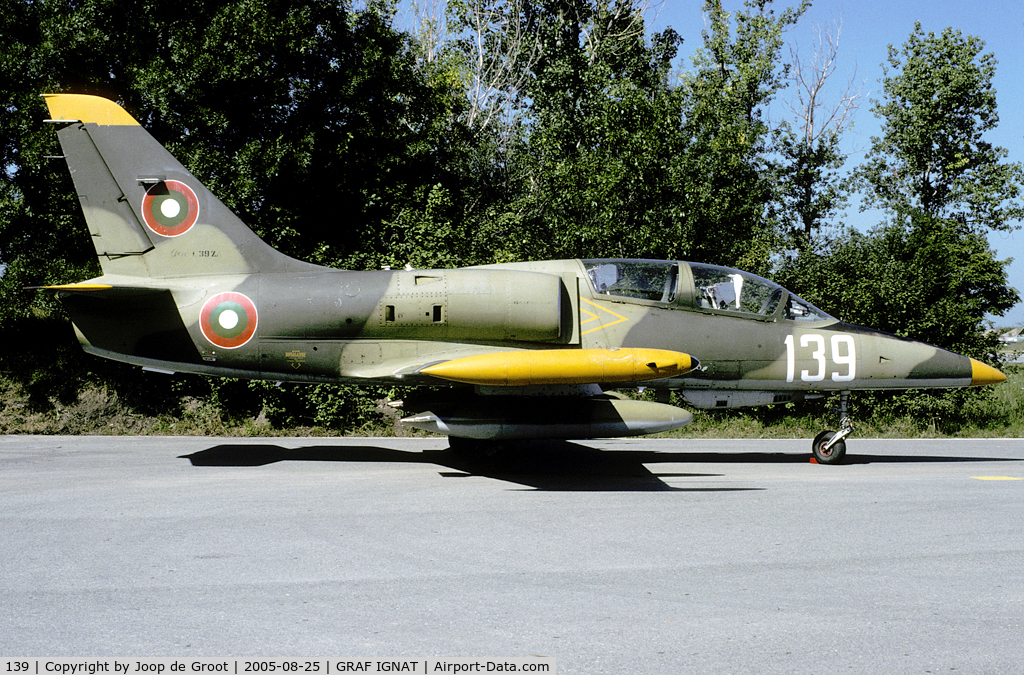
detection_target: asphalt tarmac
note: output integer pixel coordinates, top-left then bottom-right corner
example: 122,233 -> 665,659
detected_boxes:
2,435 -> 1022,673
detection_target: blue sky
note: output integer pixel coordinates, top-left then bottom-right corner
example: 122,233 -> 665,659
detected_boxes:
647,0 -> 1024,325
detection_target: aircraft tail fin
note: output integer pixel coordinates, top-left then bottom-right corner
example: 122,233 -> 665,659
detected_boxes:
43,94 -> 313,278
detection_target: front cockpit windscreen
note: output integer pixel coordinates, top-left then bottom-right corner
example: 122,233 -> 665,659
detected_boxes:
690,263 -> 832,322
583,260 -> 678,303
785,294 -> 832,322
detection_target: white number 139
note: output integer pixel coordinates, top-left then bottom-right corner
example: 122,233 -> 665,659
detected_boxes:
784,334 -> 856,383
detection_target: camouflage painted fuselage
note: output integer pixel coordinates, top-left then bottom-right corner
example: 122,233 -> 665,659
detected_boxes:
59,259 -> 990,395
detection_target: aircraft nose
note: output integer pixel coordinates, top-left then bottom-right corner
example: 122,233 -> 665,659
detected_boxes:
970,358 -> 1007,386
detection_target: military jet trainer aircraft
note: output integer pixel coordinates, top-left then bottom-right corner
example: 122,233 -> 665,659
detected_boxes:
39,94 -> 1006,464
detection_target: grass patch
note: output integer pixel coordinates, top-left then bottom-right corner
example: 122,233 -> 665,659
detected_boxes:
3,365 -> 1023,438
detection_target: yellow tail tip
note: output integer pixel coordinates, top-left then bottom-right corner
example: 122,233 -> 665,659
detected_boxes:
43,94 -> 139,126
970,358 -> 1007,386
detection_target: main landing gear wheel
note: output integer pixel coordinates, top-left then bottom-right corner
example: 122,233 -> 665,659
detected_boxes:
447,436 -> 507,460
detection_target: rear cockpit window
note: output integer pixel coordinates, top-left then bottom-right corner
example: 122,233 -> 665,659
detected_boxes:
692,263 -> 781,315
583,260 -> 678,303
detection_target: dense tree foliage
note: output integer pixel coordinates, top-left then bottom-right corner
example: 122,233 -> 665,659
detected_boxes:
775,21 -> 858,253
777,215 -> 1015,359
1,0 -> 1020,430
673,0 -> 808,273
857,24 -> 1024,231
781,24 -> 1021,363
512,0 -> 685,260
0,0 -> 464,417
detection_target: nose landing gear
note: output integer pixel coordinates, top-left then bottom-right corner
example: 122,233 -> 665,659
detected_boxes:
811,391 -> 853,465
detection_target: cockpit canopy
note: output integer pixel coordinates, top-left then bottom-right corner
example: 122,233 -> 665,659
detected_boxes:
582,259 -> 833,322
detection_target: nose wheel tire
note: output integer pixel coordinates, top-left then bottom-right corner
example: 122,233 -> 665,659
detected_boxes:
812,430 -> 847,465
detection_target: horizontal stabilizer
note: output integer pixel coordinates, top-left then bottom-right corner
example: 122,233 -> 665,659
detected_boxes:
29,283 -> 166,298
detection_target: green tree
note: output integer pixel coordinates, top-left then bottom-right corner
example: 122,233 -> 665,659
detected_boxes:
401,0 -> 688,264
782,24 -> 1021,362
500,0 -> 686,260
404,0 -> 809,270
0,0 -> 466,288
857,23 -> 1024,231
0,0 -> 466,423
775,21 -> 860,253
775,128 -> 847,252
777,217 -> 1016,359
674,0 -> 809,273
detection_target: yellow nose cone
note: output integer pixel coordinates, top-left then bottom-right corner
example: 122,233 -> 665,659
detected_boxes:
970,358 -> 1007,386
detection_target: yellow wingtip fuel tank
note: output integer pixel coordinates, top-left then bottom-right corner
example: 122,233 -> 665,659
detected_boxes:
420,348 -> 696,386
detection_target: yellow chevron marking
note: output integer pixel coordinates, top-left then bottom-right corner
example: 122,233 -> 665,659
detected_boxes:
580,298 -> 628,336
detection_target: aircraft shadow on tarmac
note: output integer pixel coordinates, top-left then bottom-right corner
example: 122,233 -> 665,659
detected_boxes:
179,441 -> 1021,492
181,440 -> 764,492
